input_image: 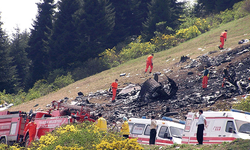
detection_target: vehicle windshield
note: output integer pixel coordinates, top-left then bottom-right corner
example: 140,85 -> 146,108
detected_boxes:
235,120 -> 250,134
170,126 -> 183,138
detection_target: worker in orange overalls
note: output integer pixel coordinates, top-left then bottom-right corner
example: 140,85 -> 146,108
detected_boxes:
219,30 -> 227,50
145,54 -> 154,74
24,117 -> 37,146
202,66 -> 209,89
111,79 -> 118,103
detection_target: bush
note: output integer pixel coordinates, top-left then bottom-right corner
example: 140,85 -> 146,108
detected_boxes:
51,72 -> 74,91
119,36 -> 156,62
150,34 -> 178,52
99,47 -> 122,68
232,96 -> 250,112
25,123 -> 143,150
175,25 -> 201,40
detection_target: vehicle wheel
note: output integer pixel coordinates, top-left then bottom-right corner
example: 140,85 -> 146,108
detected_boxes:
0,137 -> 6,144
25,135 -> 30,147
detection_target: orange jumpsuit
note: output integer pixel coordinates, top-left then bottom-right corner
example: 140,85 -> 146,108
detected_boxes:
145,55 -> 153,73
219,32 -> 227,49
24,121 -> 37,146
111,82 -> 118,101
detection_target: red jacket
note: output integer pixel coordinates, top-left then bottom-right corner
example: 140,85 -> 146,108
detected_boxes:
111,82 -> 118,89
146,55 -> 153,63
220,32 -> 227,39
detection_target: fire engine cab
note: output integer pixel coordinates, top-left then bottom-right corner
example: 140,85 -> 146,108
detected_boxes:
128,117 -> 185,146
182,109 -> 250,144
0,111 -> 28,145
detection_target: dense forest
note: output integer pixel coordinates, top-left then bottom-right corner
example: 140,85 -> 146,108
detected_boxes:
0,0 -> 245,94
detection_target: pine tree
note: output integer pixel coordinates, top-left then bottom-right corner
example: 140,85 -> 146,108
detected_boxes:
9,28 -> 31,91
27,0 -> 55,83
142,0 -> 184,41
49,0 -> 80,71
0,18 -> 18,93
74,0 -> 115,62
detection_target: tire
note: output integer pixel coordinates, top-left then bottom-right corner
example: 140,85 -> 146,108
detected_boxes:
0,137 -> 6,144
25,135 -> 30,147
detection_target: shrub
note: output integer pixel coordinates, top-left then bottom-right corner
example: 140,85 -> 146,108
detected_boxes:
120,36 -> 156,62
51,72 -> 74,91
175,25 -> 201,40
232,96 -> 250,112
150,34 -> 178,52
99,47 -> 122,68
26,122 -> 143,150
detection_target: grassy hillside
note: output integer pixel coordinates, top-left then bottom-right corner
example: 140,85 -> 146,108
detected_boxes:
9,15 -> 250,112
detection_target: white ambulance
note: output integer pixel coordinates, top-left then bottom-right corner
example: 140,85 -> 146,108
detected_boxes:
182,109 -> 250,144
128,117 -> 185,146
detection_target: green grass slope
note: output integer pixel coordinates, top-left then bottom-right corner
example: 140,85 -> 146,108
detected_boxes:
9,15 -> 250,112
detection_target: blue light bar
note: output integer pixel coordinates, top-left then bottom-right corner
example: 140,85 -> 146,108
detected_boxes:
162,116 -> 185,125
142,116 -> 146,119
230,109 -> 250,115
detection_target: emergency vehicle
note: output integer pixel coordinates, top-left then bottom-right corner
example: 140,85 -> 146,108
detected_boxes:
128,117 -> 185,146
182,109 -> 250,144
0,100 -> 95,146
0,111 -> 28,145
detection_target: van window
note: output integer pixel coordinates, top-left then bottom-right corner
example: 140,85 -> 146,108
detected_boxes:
170,126 -> 183,138
225,121 -> 236,133
158,126 -> 170,138
129,123 -> 134,132
144,125 -> 158,136
235,120 -> 250,134
131,124 -> 145,135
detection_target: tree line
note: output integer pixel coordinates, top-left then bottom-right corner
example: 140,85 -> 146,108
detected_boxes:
0,0 -> 243,94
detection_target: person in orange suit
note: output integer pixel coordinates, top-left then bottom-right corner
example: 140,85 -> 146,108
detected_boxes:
202,66 -> 209,89
145,54 -> 154,74
24,117 -> 37,146
111,79 -> 118,103
219,30 -> 227,50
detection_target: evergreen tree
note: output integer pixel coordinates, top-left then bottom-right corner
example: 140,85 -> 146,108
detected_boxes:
142,0 -> 184,41
0,18 -> 18,93
9,28 -> 31,91
109,0 -> 151,46
49,0 -> 80,71
73,0 -> 115,63
195,0 -> 243,15
27,0 -> 55,83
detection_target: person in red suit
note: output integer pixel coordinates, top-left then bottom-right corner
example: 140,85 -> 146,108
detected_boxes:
145,54 -> 154,74
219,30 -> 227,50
111,79 -> 118,103
24,117 -> 37,146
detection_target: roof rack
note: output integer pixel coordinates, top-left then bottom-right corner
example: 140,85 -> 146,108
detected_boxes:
162,116 -> 185,125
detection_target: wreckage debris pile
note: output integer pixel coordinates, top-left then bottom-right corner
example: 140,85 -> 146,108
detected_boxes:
61,44 -> 250,123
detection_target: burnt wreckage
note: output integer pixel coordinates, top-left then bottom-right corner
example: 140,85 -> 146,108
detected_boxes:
139,74 -> 178,102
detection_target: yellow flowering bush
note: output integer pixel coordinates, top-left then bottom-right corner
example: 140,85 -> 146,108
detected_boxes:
26,122 -> 141,150
57,124 -> 79,134
99,47 -> 122,67
175,25 -> 201,40
96,138 -> 143,150
120,42 -> 156,62
150,34 -> 178,51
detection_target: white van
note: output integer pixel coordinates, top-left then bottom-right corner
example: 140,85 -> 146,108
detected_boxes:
128,117 -> 185,146
182,109 -> 250,144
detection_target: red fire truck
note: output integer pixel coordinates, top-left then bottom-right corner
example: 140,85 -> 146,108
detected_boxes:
0,100 -> 95,146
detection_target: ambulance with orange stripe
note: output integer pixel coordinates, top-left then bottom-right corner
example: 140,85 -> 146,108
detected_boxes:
128,117 -> 185,145
182,109 -> 250,144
